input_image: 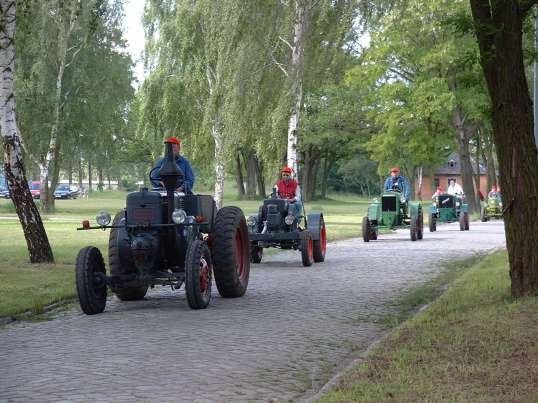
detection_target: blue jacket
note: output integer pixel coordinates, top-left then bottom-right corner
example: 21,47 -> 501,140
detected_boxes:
383,175 -> 410,199
150,155 -> 195,191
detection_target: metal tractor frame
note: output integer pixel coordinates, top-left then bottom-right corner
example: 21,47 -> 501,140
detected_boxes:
429,194 -> 470,232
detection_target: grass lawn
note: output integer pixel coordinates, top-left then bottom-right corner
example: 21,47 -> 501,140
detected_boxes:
0,190 -> 369,318
320,250 -> 538,402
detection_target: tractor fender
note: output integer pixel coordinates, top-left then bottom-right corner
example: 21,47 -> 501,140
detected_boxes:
367,202 -> 381,222
306,212 -> 324,241
408,202 -> 421,218
429,205 -> 437,214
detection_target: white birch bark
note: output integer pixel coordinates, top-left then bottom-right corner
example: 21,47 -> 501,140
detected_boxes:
212,124 -> 225,209
286,0 -> 308,174
0,0 -> 53,262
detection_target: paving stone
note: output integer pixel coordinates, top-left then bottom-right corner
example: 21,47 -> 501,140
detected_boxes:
0,221 -> 505,402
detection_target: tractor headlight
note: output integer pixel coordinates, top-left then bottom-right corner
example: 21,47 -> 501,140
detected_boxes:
499,202 -> 503,208
400,196 -> 406,203
285,215 -> 295,225
456,201 -> 461,207
247,215 -> 257,226
172,208 -> 187,224
95,211 -> 111,226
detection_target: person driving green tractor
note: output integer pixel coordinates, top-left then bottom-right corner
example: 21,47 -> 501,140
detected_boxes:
383,167 -> 411,200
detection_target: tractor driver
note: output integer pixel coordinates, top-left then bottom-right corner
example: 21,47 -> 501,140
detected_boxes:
150,137 -> 195,192
383,167 -> 411,201
447,178 -> 464,199
276,166 -> 302,221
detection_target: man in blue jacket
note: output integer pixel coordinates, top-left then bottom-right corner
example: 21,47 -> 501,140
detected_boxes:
150,137 -> 195,192
383,167 -> 410,200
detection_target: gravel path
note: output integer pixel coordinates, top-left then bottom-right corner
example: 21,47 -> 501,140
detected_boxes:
0,220 -> 505,402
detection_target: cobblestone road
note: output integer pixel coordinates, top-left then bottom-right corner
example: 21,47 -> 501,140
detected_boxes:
0,221 -> 505,402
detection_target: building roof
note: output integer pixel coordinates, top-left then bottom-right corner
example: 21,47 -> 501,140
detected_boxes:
435,152 -> 486,176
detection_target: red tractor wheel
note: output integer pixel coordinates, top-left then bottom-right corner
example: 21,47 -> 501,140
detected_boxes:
313,216 -> 327,262
300,230 -> 314,267
211,206 -> 250,298
185,240 -> 212,309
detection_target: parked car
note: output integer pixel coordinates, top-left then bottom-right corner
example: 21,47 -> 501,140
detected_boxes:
29,181 -> 41,199
54,184 -> 80,199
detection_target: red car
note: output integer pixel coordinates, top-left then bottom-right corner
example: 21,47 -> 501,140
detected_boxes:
29,181 -> 41,199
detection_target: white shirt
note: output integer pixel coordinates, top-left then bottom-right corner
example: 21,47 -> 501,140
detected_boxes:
447,183 -> 464,196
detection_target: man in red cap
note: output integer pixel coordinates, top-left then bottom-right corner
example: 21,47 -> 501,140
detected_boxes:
150,137 -> 195,192
383,167 -> 410,200
276,166 -> 302,220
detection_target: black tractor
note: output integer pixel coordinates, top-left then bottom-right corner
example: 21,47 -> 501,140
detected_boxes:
246,188 -> 326,267
75,141 -> 250,314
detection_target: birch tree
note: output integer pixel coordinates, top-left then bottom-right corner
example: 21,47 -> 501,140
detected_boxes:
0,0 -> 53,263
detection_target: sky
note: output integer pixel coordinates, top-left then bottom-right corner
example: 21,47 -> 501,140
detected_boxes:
123,0 -> 146,85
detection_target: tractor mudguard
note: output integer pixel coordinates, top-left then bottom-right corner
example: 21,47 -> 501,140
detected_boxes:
367,202 -> 380,222
306,212 -> 324,241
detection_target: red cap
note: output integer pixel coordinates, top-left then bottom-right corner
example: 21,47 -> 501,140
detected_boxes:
281,167 -> 293,174
390,167 -> 400,174
164,137 -> 181,145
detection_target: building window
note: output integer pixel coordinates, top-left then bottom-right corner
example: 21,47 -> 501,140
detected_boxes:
449,159 -> 456,168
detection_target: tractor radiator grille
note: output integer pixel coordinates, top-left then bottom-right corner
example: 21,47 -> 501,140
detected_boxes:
438,195 -> 454,208
382,196 -> 396,212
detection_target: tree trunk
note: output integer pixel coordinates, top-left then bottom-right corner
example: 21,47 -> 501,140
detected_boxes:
98,165 -> 104,191
286,0 -> 309,174
78,152 -> 83,189
451,108 -> 480,212
212,124 -> 225,209
68,159 -> 72,185
245,153 -> 257,199
473,132 -> 482,198
0,0 -> 54,263
320,154 -> 330,199
470,0 -> 538,296
88,158 -> 93,192
417,166 -> 423,201
235,152 -> 245,199
254,155 -> 265,197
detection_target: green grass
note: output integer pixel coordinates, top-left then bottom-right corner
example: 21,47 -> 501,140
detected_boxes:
0,190 -> 369,318
320,250 -> 538,402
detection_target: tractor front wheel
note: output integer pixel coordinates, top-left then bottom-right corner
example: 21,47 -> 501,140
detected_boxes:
362,217 -> 371,242
417,209 -> 424,240
185,240 -> 212,309
429,213 -> 437,232
250,245 -> 263,263
211,206 -> 250,298
410,216 -> 418,241
313,216 -> 327,262
459,212 -> 465,231
464,212 -> 470,231
300,230 -> 314,267
76,246 -> 107,315
480,206 -> 487,222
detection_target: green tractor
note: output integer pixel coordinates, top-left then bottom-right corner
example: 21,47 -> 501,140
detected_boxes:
362,189 -> 424,242
428,194 -> 470,232
481,192 -> 503,221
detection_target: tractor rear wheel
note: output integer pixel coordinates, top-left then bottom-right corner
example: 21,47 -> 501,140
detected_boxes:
76,246 -> 107,315
459,212 -> 465,231
185,240 -> 212,309
300,230 -> 314,267
109,211 -> 148,301
429,213 -> 437,232
211,206 -> 250,298
464,212 -> 470,231
250,245 -> 263,263
362,217 -> 371,242
313,216 -> 327,262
